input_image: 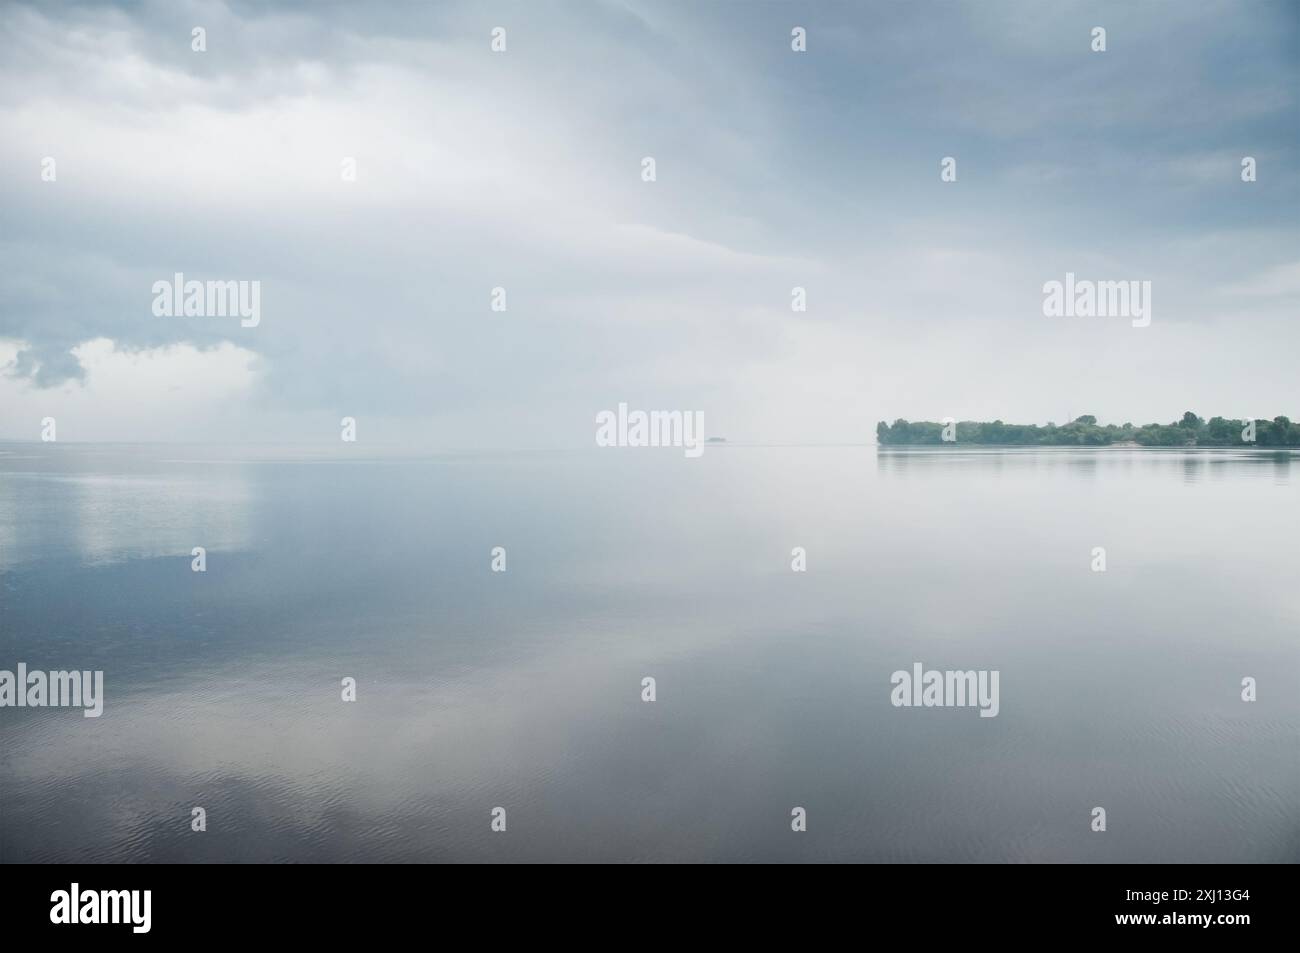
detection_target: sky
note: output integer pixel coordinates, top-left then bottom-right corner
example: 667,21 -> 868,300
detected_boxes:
1,0 -> 1298,446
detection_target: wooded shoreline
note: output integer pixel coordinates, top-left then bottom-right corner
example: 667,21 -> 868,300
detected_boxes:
876,413 -> 1300,447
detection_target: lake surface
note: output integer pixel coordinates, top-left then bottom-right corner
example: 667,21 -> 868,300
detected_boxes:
1,443 -> 1297,862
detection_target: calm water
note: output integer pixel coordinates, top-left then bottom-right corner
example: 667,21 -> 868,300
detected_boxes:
1,443 -> 1297,863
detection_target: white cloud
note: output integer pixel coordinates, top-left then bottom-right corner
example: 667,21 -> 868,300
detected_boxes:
0,338 -> 261,441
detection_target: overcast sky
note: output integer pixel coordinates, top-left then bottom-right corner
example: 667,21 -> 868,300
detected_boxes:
2,0 -> 1297,445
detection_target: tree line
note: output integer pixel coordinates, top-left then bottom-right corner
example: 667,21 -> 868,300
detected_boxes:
876,413 -> 1300,447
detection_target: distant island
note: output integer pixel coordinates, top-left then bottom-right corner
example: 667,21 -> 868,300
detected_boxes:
876,413 -> 1300,447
